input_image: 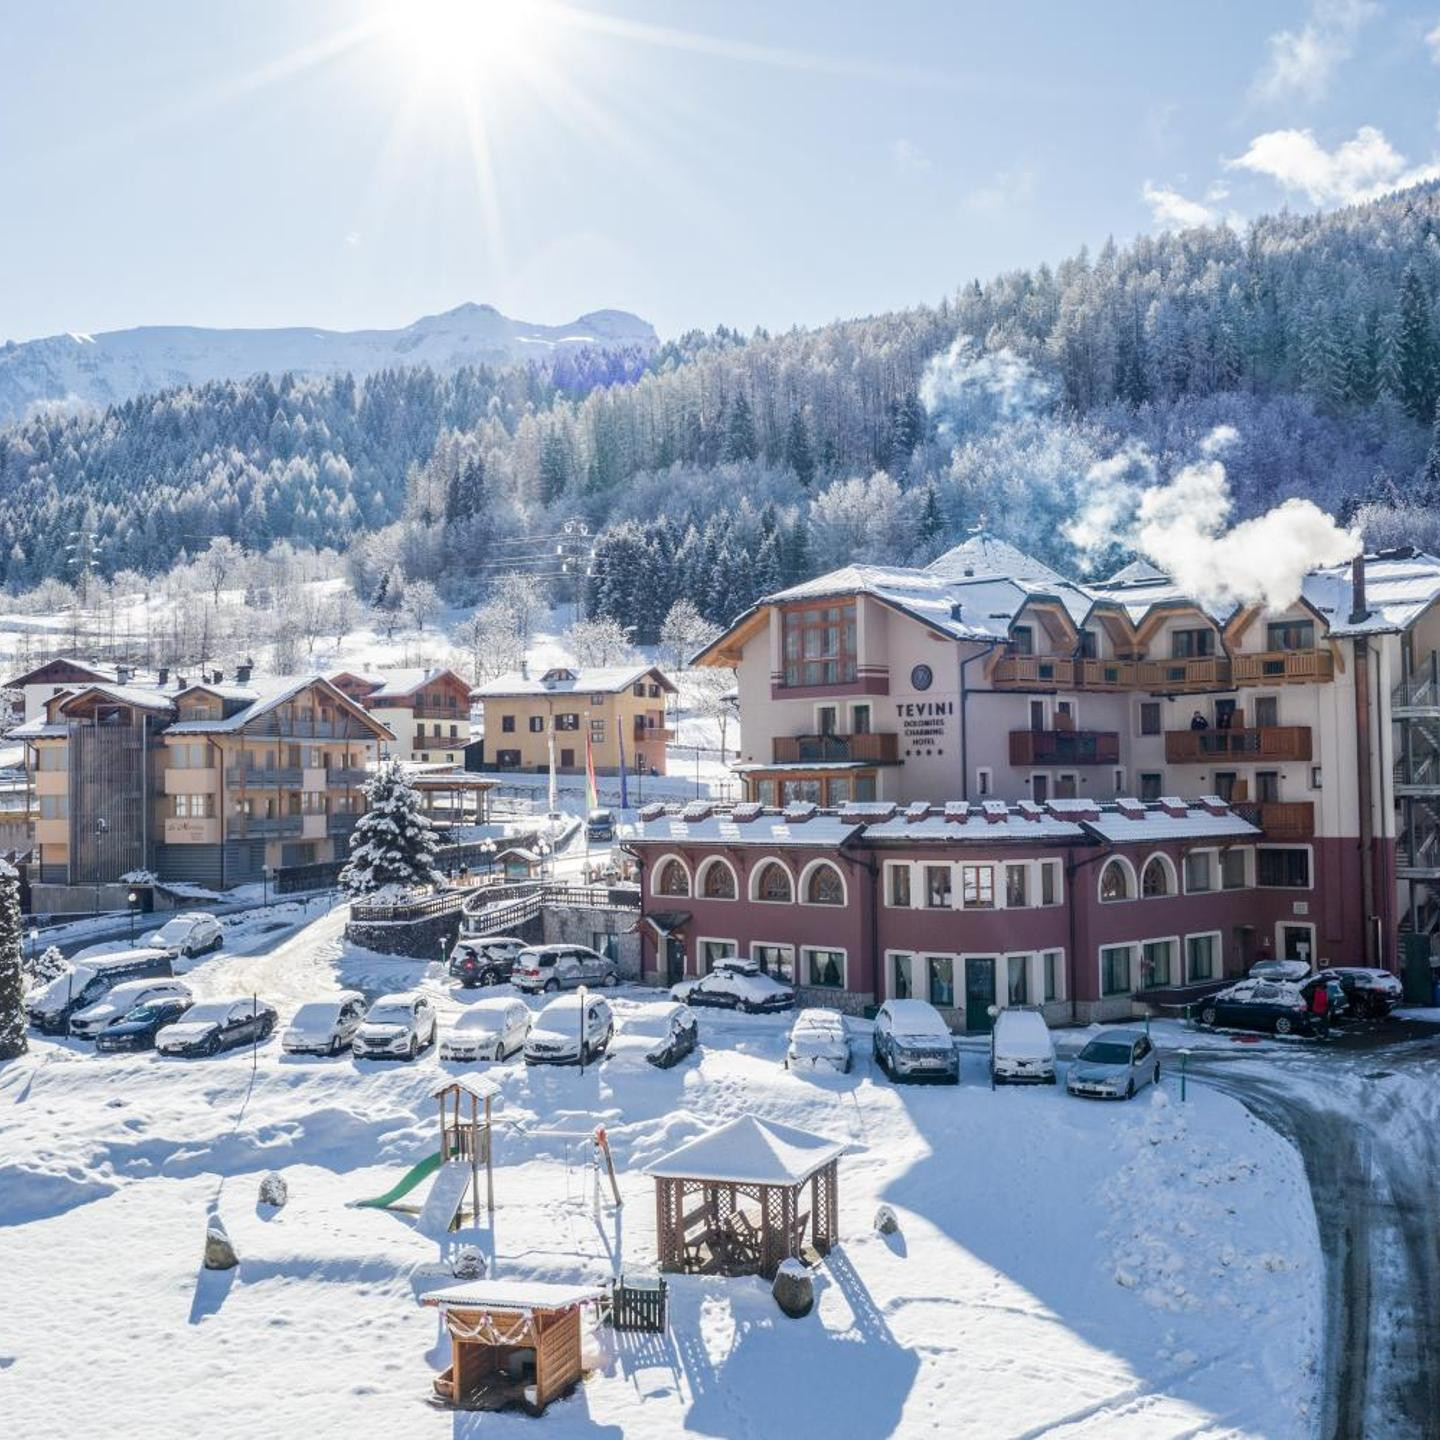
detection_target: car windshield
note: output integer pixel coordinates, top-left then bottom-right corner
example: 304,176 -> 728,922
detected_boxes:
155,919 -> 195,941
455,1010 -> 505,1032
624,1009 -> 675,1037
291,1002 -> 340,1027
1078,1041 -> 1133,1064
32,967 -> 96,1005
366,1005 -> 412,1024
183,1003 -> 232,1023
128,1002 -> 179,1023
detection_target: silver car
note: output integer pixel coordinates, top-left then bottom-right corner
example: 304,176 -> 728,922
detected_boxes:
1065,1028 -> 1160,1100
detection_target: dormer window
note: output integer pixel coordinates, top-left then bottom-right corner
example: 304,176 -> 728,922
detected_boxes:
1011,625 -> 1034,656
1266,619 -> 1315,652
544,668 -> 576,684
1078,629 -> 1097,660
1171,628 -> 1214,659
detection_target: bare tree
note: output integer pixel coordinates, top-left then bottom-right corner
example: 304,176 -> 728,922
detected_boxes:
659,598 -> 721,672
491,572 -> 544,647
565,617 -> 635,667
326,589 -> 362,649
194,537 -> 244,607
690,666 -> 737,759
404,579 -> 441,634
455,600 -> 526,683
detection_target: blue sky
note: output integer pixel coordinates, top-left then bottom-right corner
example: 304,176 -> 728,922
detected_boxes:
4,0 -> 1439,342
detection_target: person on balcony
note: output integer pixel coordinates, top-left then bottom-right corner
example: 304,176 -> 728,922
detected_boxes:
1189,710 -> 1209,731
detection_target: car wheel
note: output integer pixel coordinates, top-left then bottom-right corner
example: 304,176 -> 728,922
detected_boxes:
544,979 -> 559,993
602,971 -> 619,988
329,1035 -> 341,1056
1275,1016 -> 1294,1036
212,935 -> 223,953
492,1042 -> 505,1062
1200,1006 -> 1217,1028
1124,1078 -> 1135,1100
1153,1063 -> 1161,1084
408,1036 -> 418,1060
204,1034 -> 220,1057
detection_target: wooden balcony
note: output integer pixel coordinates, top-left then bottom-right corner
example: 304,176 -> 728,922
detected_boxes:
772,732 -> 900,764
1135,657 -> 1232,691
1234,800 -> 1315,840
226,814 -> 303,840
991,656 -> 1077,689
1232,650 -> 1334,685
226,766 -> 303,787
1009,729 -> 1119,765
1165,725 -> 1313,764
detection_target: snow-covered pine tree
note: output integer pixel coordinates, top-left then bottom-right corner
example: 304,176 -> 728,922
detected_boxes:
23,944 -> 67,988
339,761 -> 443,897
0,861 -> 28,1060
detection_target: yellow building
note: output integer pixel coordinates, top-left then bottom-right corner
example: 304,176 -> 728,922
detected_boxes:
473,665 -> 676,776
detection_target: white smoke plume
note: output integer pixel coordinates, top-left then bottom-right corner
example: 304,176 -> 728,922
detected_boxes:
1066,427 -> 1361,612
920,338 -> 1055,437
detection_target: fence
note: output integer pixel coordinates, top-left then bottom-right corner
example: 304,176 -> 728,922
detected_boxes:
348,888 -> 475,924
275,859 -> 345,894
462,880 -> 640,935
608,1275 -> 667,1333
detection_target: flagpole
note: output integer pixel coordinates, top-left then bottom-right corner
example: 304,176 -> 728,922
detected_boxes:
617,714 -> 629,813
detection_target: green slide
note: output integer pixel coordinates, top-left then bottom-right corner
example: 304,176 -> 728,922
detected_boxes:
353,1150 -> 444,1209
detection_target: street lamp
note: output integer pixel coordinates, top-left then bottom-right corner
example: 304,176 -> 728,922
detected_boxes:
126,890 -> 138,944
262,865 -> 272,909
577,983 -> 588,1077
93,816 -> 108,916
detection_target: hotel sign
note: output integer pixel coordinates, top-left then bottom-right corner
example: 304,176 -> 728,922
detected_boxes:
895,699 -> 954,758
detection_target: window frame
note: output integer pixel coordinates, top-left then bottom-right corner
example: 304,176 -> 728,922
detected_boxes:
697,856 -> 739,900
799,859 -> 847,907
1098,856 -> 1136,903
884,861 -> 913,909
1100,943 -> 1137,996
1183,848 -> 1217,894
1255,845 -> 1312,889
651,854 -> 693,899
800,946 -> 847,990
1184,930 -> 1220,983
749,856 -> 796,904
1139,852 -> 1177,898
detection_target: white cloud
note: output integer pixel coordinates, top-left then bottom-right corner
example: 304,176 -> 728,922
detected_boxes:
344,231 -> 361,248
890,138 -> 931,175
1141,181 -> 1219,230
965,168 -> 1036,214
1229,124 -> 1440,205
1253,0 -> 1378,104
1428,21 -> 1440,64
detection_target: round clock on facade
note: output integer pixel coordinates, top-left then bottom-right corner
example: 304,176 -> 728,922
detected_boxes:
911,663 -> 933,691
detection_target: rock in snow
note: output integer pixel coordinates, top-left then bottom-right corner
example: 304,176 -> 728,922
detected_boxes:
257,1173 -> 288,1209
452,1246 -> 486,1280
772,1258 -> 814,1318
203,1215 -> 238,1270
874,1204 -> 899,1236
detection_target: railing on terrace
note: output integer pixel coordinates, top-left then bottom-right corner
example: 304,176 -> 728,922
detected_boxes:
1165,726 -> 1313,763
1394,652 -> 1440,711
225,767 -> 303,787
1233,800 -> 1315,840
772,732 -> 899,764
1135,657 -> 1231,691
1009,729 -> 1119,766
1232,650 -> 1334,684
226,815 -> 303,839
351,878 -> 641,928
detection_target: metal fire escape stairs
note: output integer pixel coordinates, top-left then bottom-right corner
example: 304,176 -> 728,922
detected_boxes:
1393,651 -> 1440,933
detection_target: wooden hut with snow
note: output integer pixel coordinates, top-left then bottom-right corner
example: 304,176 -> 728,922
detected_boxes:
647,1115 -> 844,1278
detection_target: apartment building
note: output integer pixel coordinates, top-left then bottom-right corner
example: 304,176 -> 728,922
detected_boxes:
14,673 -> 392,903
329,668 -> 473,765
473,665 -> 676,775
695,536 -> 1440,972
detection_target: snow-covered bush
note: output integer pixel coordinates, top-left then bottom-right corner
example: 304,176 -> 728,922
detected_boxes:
257,1173 -> 289,1208
23,944 -> 67,988
452,1245 -> 485,1280
339,760 -> 443,897
0,861 -> 26,1060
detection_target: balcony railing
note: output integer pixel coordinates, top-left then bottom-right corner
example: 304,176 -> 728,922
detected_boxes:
231,719 -> 373,739
1135,657 -> 1232,691
226,815 -> 304,839
991,656 -> 1077,688
772,732 -> 900,764
634,724 -> 676,743
328,812 -> 360,835
226,766 -> 302,787
1165,726 -> 1313,764
1232,650 -> 1334,685
1234,800 -> 1315,840
1009,729 -> 1119,766
326,768 -> 370,786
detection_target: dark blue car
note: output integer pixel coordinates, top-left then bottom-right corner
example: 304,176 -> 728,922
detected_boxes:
94,996 -> 194,1053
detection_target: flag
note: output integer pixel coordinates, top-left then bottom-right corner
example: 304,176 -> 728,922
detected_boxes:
547,717 -> 557,817
585,721 -> 599,812
617,714 -> 629,810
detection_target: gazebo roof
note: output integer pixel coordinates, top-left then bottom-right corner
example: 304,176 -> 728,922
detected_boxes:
646,1115 -> 845,1187
431,1073 -> 503,1102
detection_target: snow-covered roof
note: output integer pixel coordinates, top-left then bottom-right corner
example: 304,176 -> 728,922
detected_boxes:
362,667 -> 469,701
431,1073 -> 502,1102
925,532 -> 1066,585
1303,550 -> 1440,637
1104,558 -> 1167,584
175,681 -> 260,703
1085,574 -> 1235,626
61,682 -> 177,715
8,719 -> 68,739
419,1279 -> 605,1311
474,664 -> 675,698
864,806 -> 1086,841
1082,805 -> 1260,843
163,674 -> 393,739
632,809 -> 863,848
645,1115 -> 845,1186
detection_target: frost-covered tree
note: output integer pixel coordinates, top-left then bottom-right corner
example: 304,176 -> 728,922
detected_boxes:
403,579 -> 440,633
454,599 -> 527,682
659,598 -> 720,671
0,862 -> 27,1061
340,761 -> 443,897
565,616 -> 635,666
23,943 -> 67,988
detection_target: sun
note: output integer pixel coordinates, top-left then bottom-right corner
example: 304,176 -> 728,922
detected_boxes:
379,0 -> 558,96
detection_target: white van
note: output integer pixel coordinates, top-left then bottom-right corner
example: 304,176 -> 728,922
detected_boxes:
990,1007 -> 1056,1084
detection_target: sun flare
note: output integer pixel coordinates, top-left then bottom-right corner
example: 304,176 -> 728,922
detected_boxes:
380,0 -> 557,96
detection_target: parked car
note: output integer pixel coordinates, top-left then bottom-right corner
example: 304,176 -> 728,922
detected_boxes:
990,1006 -> 1057,1084
872,999 -> 959,1083
26,948 -> 175,1034
440,997 -> 531,1061
448,935 -> 527,988
1192,978 -> 1332,1037
1248,958 -> 1312,982
352,992 -> 438,1059
282,990 -> 368,1056
1066,1028 -> 1160,1100
671,957 -> 796,1013
513,944 -> 618,993
524,993 -> 615,1066
1314,966 -> 1403,1018
142,912 -> 223,957
69,977 -> 192,1039
620,1000 -> 699,1068
156,997 -> 277,1056
586,807 -> 615,843
94,995 -> 194,1053
786,1008 -> 852,1073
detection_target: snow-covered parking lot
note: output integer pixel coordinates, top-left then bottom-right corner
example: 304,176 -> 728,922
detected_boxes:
1,904 -> 1320,1439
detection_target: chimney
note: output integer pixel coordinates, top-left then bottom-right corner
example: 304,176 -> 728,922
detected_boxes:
1349,553 -> 1369,625
520,659 -> 529,680
158,666 -> 169,685
211,669 -> 224,685
175,674 -> 187,690
115,664 -> 131,685
236,661 -> 252,684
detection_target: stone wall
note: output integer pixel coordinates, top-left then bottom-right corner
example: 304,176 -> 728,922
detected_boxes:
540,906 -> 642,980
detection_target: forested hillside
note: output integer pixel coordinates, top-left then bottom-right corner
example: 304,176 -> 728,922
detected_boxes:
4,181 -> 1440,639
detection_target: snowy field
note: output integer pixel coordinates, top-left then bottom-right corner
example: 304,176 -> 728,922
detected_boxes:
2,903 -> 1320,1439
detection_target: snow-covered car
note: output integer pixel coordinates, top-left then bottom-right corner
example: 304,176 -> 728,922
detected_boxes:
989,1006 -> 1056,1084
513,944 -> 619,993
1315,966 -> 1403,1017
448,935 -> 527,988
873,999 -> 958,1083
620,1000 -> 698,1068
671,958 -> 795,1013
440,997 -> 531,1061
26,948 -> 175,1034
585,807 -> 615,842
352,992 -> 438,1060
1248,958 -> 1312,982
524,993 -> 614,1066
1066,1028 -> 1160,1100
142,911 -> 223,958
282,990 -> 368,1056
786,1008 -> 851,1072
69,977 -> 192,1039
94,995 -> 194,1053
156,997 -> 277,1057
1192,979 -> 1330,1037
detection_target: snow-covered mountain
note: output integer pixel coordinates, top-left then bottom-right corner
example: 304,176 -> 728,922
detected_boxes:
0,302 -> 657,422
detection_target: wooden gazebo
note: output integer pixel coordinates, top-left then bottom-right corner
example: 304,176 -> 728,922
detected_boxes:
422,1278 -> 603,1414
432,1074 -> 501,1224
647,1116 -> 844,1279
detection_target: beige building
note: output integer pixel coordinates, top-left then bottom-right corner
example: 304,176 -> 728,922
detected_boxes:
329,668 -> 474,765
474,665 -> 676,775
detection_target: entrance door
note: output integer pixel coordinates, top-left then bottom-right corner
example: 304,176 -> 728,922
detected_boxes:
1029,700 -> 1045,732
1032,774 -> 1049,803
561,748 -> 575,769
1215,698 -> 1238,730
964,957 -> 997,1033
1233,925 -> 1256,977
665,936 -> 686,984
1280,925 -> 1313,968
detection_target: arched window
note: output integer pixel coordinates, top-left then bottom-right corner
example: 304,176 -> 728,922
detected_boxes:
1141,855 -> 1175,898
754,861 -> 794,904
655,858 -> 691,898
700,858 -> 737,900
1099,858 -> 1134,903
803,861 -> 845,906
